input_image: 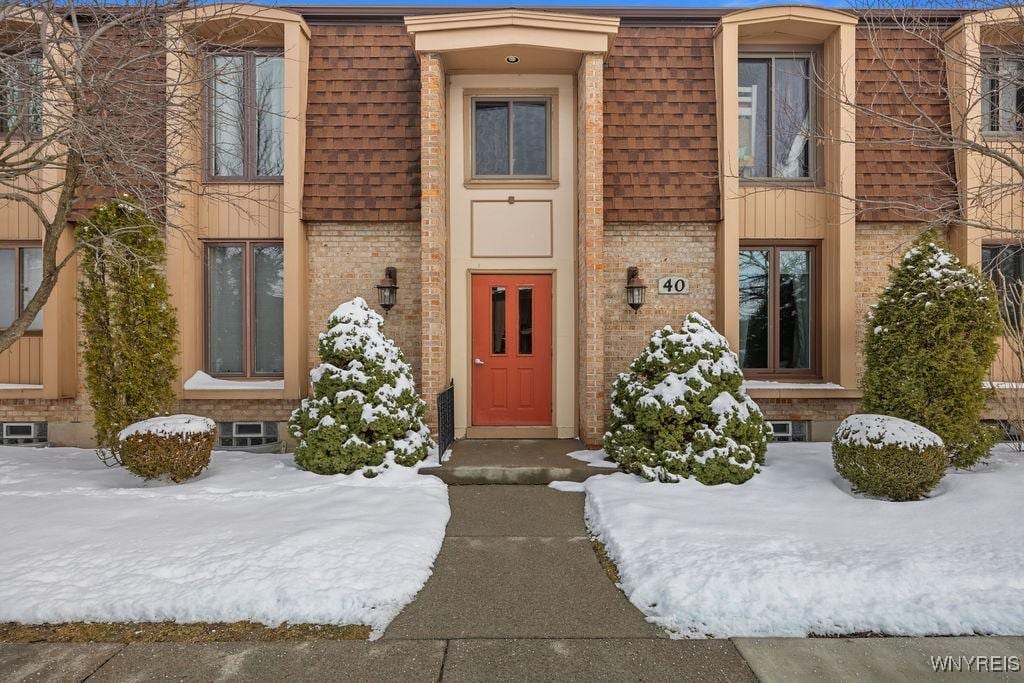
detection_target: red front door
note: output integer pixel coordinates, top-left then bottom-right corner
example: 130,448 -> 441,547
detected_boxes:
471,274 -> 553,426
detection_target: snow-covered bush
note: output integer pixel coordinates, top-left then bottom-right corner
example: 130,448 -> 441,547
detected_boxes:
604,312 -> 771,484
832,414 -> 947,501
117,415 -> 215,483
862,233 -> 1001,469
289,298 -> 433,476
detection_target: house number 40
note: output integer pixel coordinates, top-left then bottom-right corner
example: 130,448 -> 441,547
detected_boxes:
658,277 -> 689,295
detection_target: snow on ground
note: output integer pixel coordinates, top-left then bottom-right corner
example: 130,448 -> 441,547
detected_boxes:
581,442 -> 1024,638
0,447 -> 449,637
183,370 -> 285,391
567,449 -> 618,468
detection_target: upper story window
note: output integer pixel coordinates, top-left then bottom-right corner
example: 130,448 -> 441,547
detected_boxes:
0,53 -> 42,137
982,242 -> 1024,328
982,55 -> 1024,133
208,52 -> 284,180
472,97 -> 550,178
0,245 -> 42,332
738,243 -> 817,376
738,55 -> 812,180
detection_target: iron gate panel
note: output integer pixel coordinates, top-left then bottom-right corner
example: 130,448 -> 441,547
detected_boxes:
437,379 -> 455,458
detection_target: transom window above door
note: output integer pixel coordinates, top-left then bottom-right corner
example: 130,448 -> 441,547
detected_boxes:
738,55 -> 813,180
472,98 -> 550,178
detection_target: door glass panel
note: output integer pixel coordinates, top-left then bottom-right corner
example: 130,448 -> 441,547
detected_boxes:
21,247 -> 41,331
253,244 -> 284,374
0,249 -> 14,327
206,244 -> 245,374
210,55 -> 245,177
779,250 -> 811,369
774,58 -> 810,178
518,287 -> 533,355
739,249 -> 770,369
738,59 -> 770,179
512,101 -> 547,176
474,101 -> 510,176
255,56 -> 284,177
491,286 -> 506,355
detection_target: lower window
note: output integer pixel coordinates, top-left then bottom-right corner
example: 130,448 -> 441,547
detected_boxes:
205,241 -> 284,377
0,244 -> 42,332
739,243 -> 817,375
981,242 -> 1024,330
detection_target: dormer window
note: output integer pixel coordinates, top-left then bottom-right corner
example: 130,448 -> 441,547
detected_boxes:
982,55 -> 1024,133
208,51 -> 283,180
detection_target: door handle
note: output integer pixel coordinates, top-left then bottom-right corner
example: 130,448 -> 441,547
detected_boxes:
474,358 -> 485,366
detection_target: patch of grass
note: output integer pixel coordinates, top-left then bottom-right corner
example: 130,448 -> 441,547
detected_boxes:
590,538 -> 622,585
0,621 -> 371,643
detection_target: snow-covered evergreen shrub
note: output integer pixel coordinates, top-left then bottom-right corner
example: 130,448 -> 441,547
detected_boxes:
76,199 -> 178,455
833,414 -> 947,501
117,415 -> 215,483
862,233 -> 1001,469
289,298 -> 433,476
604,312 -> 771,484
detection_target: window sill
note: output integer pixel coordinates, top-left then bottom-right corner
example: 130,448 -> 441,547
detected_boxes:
203,178 -> 285,186
739,178 -> 820,189
464,179 -> 559,190
742,379 -> 860,399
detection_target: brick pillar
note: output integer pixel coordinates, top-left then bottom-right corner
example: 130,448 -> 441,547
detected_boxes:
419,52 -> 448,432
577,53 -> 605,447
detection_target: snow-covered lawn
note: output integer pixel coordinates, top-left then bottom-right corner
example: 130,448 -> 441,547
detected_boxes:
581,442 -> 1024,638
0,447 -> 449,637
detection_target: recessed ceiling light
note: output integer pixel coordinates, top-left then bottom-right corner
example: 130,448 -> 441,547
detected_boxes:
505,55 -> 520,64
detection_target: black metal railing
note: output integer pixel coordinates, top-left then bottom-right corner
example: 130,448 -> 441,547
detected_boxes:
437,379 -> 455,458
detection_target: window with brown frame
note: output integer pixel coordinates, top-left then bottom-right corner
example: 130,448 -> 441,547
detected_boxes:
0,53 -> 42,137
207,51 -> 284,181
738,242 -> 818,376
0,243 -> 42,333
205,241 -> 283,377
738,54 -> 814,180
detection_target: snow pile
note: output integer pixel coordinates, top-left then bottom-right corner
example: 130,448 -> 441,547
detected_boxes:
183,371 -> 284,391
568,450 -> 618,469
0,447 -> 449,636
118,415 -> 215,441
582,442 -> 1024,638
834,414 -> 944,450
290,297 -> 434,475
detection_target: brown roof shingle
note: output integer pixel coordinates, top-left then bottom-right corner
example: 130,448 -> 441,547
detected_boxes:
303,24 -> 421,223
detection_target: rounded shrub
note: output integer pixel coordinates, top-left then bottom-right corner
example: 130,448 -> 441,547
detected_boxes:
604,312 -> 772,485
832,414 -> 947,501
289,297 -> 433,476
862,233 -> 1001,469
117,415 -> 216,483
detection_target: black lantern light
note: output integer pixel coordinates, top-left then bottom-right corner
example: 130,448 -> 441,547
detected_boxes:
377,266 -> 398,312
625,266 -> 646,312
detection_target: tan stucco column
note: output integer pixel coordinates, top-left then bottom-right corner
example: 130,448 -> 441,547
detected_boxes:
419,52 -> 449,431
577,53 -> 606,447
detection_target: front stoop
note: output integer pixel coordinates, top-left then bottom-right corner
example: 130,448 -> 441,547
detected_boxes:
421,438 -> 613,485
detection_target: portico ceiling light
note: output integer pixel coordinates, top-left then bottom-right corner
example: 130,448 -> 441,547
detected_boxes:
505,55 -> 520,64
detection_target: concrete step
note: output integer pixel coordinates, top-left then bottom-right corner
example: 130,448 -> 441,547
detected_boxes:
421,438 -> 615,485
423,464 -> 600,485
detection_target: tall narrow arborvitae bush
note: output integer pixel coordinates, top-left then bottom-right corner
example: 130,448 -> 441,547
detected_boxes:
76,199 -> 178,454
862,233 -> 1001,469
289,297 -> 433,476
604,312 -> 771,484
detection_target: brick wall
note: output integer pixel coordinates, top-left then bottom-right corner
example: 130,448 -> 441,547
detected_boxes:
602,222 -> 718,400
306,222 -> 423,382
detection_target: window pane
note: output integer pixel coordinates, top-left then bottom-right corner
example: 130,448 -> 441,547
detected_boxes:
738,59 -> 770,178
983,57 -> 999,132
253,244 -> 284,375
512,101 -> 547,176
474,101 -> 510,176
779,250 -> 812,369
255,56 -> 284,177
518,287 -> 533,355
983,244 -> 1024,329
25,56 -> 41,136
774,58 -> 810,178
21,247 -> 41,331
0,249 -> 15,327
491,286 -> 506,355
211,56 -> 245,177
739,249 -> 770,369
0,58 -> 18,133
206,245 -> 245,374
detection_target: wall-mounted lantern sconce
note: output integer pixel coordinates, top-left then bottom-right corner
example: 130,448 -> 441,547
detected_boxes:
625,266 -> 646,312
377,266 -> 398,312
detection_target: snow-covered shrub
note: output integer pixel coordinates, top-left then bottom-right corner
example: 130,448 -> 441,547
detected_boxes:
862,233 -> 1001,469
289,298 -> 433,476
832,414 -> 947,501
76,199 -> 178,454
117,415 -> 215,483
604,312 -> 771,484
